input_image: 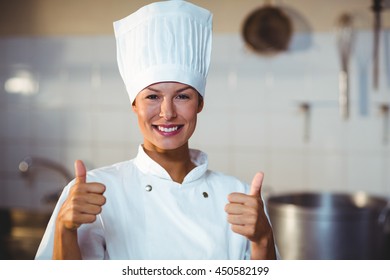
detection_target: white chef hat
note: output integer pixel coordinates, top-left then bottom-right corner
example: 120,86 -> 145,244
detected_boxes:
113,0 -> 213,104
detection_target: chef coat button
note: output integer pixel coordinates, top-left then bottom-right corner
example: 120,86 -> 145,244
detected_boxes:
202,192 -> 208,198
145,185 -> 152,192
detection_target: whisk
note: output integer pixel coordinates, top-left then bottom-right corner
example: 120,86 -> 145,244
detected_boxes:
336,13 -> 354,120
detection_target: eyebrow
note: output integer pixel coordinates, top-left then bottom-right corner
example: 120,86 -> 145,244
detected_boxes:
146,85 -> 194,93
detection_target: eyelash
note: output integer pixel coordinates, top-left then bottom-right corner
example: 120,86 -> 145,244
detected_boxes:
145,94 -> 190,100
177,94 -> 190,99
145,94 -> 159,100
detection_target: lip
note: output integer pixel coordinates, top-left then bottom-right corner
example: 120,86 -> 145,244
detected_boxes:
153,124 -> 184,136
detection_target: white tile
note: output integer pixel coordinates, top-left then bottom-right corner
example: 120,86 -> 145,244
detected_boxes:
267,150 -> 308,193
309,106 -> 345,150
31,109 -> 65,142
385,150 -> 390,197
94,71 -> 130,109
231,148 -> 268,185
346,115 -> 383,150
193,111 -> 233,149
5,142 -> 32,174
5,108 -> 32,140
58,38 -> 94,67
4,38 -> 34,65
4,179 -> 35,209
92,144 -> 136,168
0,109 -> 9,138
346,152 -> 386,196
204,148 -> 234,176
306,151 -> 346,193
34,75 -> 68,109
63,143 -> 95,171
88,36 -> 117,65
230,111 -> 267,149
267,111 -> 305,149
93,110 -> 137,143
63,109 -> 93,142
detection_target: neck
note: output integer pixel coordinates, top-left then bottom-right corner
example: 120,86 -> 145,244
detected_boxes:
142,144 -> 196,184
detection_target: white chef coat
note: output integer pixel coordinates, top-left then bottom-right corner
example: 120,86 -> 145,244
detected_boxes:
35,145 -> 251,260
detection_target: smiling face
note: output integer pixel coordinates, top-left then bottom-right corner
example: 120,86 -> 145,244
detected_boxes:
132,82 -> 204,153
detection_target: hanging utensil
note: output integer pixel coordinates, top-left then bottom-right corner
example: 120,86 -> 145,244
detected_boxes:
379,103 -> 389,145
242,0 -> 293,56
354,31 -> 371,116
372,0 -> 383,90
336,13 -> 354,120
299,102 -> 311,142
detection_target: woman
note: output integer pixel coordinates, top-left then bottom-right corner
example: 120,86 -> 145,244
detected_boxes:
35,0 -> 277,260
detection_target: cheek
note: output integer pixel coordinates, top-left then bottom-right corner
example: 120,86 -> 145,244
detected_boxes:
135,104 -> 158,121
182,108 -> 199,124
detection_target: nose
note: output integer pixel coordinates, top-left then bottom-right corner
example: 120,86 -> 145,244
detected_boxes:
159,98 -> 177,120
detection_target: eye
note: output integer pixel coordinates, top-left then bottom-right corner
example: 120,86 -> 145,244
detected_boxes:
145,94 -> 159,100
176,94 -> 190,100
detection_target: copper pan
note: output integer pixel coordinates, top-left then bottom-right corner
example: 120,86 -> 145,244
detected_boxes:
242,1 -> 293,56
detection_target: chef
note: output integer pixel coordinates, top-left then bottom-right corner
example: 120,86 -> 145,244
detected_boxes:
35,0 -> 277,260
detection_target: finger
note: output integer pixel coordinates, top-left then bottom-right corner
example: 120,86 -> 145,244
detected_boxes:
74,160 -> 87,184
225,203 -> 257,215
85,192 -> 106,206
249,172 -> 264,197
71,187 -> 106,206
71,182 -> 105,197
227,193 -> 258,207
79,204 -> 104,216
83,183 -> 106,195
71,212 -> 100,226
227,214 -> 257,225
230,224 -> 255,238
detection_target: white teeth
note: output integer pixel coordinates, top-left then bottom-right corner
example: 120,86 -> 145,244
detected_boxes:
158,126 -> 179,133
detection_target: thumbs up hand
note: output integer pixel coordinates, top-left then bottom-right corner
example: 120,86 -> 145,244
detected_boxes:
225,172 -> 276,259
56,160 -> 106,231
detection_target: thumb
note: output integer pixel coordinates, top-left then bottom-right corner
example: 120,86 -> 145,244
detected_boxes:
249,172 -> 264,197
74,159 -> 87,184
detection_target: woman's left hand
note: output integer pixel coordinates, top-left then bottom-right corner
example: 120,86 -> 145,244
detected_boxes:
225,172 -> 276,260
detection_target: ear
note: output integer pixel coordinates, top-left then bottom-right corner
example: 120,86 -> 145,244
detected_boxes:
131,100 -> 137,113
197,95 -> 204,113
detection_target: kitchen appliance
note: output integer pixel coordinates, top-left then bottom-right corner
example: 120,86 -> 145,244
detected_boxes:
267,192 -> 390,259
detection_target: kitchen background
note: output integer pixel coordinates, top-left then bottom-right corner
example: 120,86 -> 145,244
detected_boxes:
0,0 -> 390,259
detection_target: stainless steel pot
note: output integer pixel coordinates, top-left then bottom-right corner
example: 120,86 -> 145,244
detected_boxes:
267,192 -> 390,259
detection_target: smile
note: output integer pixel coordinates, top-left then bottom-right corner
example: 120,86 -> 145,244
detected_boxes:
158,126 -> 179,132
153,125 -> 184,135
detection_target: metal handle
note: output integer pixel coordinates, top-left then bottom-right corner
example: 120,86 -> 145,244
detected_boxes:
339,70 -> 349,119
372,0 -> 383,90
378,201 -> 390,234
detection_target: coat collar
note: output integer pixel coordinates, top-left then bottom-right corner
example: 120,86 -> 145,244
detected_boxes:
133,145 -> 208,183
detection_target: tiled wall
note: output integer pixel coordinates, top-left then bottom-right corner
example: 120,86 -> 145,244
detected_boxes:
1,31 -> 389,212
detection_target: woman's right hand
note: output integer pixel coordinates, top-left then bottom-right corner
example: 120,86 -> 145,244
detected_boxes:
57,160 -> 106,231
